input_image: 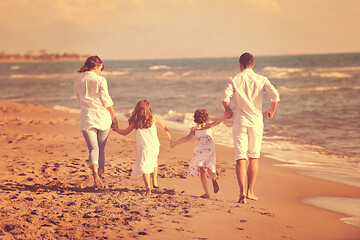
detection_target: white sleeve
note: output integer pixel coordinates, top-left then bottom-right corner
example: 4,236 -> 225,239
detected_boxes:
99,77 -> 114,108
222,78 -> 234,102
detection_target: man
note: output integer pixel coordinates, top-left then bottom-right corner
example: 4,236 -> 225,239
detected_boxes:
222,52 -> 280,204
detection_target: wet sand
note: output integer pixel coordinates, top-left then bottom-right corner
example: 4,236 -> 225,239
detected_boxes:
0,100 -> 359,239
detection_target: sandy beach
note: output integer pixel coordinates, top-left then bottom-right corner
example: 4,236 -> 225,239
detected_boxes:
0,100 -> 359,240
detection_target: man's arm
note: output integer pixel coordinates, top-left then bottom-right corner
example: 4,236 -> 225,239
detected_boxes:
222,101 -> 233,118
265,101 -> 278,119
222,78 -> 235,118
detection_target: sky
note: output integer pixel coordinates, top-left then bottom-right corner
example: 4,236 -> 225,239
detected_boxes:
0,0 -> 359,60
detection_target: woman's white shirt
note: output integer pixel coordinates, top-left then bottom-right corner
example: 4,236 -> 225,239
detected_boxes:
74,71 -> 114,131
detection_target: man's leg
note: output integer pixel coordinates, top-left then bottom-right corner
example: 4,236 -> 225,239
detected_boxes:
233,125 -> 249,203
236,159 -> 247,203
247,158 -> 258,200
247,123 -> 263,200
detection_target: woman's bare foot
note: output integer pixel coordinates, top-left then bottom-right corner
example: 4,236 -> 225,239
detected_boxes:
200,193 -> 210,198
94,175 -> 104,189
238,195 -> 247,204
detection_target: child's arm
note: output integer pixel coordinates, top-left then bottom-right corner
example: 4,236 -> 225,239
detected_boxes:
112,122 -> 135,136
208,115 -> 226,128
154,117 -> 172,142
170,128 -> 195,148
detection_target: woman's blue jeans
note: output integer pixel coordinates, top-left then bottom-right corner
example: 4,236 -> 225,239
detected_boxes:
82,128 -> 110,175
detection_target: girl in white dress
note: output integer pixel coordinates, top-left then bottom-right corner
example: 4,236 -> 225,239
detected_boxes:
171,109 -> 227,198
112,99 -> 171,196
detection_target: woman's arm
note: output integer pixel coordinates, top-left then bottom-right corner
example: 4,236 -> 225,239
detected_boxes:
170,128 -> 195,148
106,106 -> 118,128
154,117 -> 172,141
113,122 -> 135,136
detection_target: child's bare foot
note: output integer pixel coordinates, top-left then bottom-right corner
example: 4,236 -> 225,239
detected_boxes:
94,175 -> 104,189
238,195 -> 247,204
212,179 -> 219,193
145,188 -> 151,197
200,193 -> 210,198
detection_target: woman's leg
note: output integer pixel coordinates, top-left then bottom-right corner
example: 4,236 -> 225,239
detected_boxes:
82,129 -> 103,189
200,167 -> 210,198
97,129 -> 110,176
151,167 -> 159,188
143,174 -> 151,196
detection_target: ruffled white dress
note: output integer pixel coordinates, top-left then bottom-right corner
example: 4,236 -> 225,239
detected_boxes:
131,123 -> 160,178
188,128 -> 216,176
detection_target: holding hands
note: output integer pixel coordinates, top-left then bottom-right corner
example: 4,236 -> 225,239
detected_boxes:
224,109 -> 233,119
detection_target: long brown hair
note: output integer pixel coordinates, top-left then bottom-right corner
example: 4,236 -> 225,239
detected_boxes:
78,56 -> 104,72
128,99 -> 154,129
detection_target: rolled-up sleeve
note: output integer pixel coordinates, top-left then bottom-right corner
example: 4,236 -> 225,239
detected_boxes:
264,78 -> 280,102
222,78 -> 234,102
99,77 -> 114,108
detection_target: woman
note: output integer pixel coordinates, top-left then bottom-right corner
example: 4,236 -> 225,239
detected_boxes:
74,56 -> 117,189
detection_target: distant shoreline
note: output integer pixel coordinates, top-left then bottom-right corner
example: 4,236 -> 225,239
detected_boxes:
0,52 -> 87,63
0,57 -> 86,63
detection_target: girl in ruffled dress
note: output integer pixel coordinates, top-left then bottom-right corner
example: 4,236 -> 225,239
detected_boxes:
171,109 -> 227,198
112,99 -> 171,196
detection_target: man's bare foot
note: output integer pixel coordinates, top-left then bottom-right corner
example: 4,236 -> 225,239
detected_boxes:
238,195 -> 247,204
246,195 -> 259,201
145,189 -> 151,197
200,193 -> 210,198
94,175 -> 104,189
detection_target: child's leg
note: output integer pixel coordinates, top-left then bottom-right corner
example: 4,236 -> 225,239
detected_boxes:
207,168 -> 219,193
142,173 -> 151,196
151,167 -> 159,188
199,167 -> 210,198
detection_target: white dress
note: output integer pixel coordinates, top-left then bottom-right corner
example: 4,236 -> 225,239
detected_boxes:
188,128 -> 216,176
131,123 -> 160,178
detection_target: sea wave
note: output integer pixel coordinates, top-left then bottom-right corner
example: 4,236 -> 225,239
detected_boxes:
162,71 -> 175,77
53,105 -> 80,113
315,66 -> 360,72
11,65 -> 21,70
309,72 -> 352,78
262,66 -> 356,79
277,85 -> 360,93
262,67 -> 305,79
149,65 -> 170,70
102,71 -> 130,77
10,73 -> 76,79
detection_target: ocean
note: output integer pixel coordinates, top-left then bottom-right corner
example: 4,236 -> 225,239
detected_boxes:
1,53 -> 359,225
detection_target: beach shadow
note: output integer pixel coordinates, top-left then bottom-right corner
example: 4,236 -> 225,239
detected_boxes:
0,183 -> 175,196
0,182 -> 102,194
